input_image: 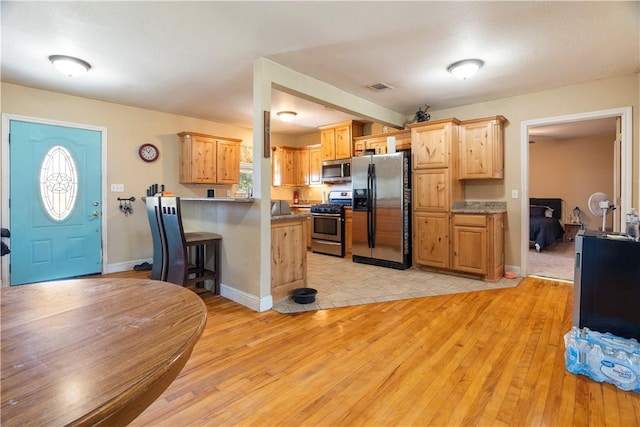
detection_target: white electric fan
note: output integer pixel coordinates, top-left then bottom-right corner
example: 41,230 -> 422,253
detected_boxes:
588,192 -> 614,231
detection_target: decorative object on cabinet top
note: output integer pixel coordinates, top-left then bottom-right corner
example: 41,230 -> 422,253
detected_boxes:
415,104 -> 431,122
452,201 -> 507,214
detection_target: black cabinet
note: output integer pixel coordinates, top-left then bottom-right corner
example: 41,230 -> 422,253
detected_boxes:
574,230 -> 640,340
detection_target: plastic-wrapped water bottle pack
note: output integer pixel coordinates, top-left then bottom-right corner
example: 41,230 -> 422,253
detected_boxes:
564,327 -> 640,392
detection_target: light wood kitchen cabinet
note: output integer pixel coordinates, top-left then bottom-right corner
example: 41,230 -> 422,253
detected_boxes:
411,119 -> 462,270
296,149 -> 310,186
459,116 -> 506,179
452,213 -> 504,281
353,129 -> 411,156
410,116 -> 506,281
272,146 -> 296,186
413,168 -> 463,212
319,120 -> 365,161
216,139 -> 241,184
177,132 -> 241,184
308,145 -> 322,185
291,207 -> 312,249
273,145 -> 321,187
345,208 -> 353,255
414,212 -> 450,269
411,119 -> 459,170
271,217 -> 307,302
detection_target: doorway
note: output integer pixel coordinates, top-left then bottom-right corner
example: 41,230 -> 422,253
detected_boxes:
520,107 -> 632,279
1,114 -> 108,286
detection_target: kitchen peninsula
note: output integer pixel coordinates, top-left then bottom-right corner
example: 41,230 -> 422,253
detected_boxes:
271,212 -> 310,302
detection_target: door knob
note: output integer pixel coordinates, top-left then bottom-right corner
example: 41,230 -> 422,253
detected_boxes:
91,210 -> 100,217
93,201 -> 99,206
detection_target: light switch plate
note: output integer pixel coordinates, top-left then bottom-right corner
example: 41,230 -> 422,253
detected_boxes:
511,189 -> 518,199
111,184 -> 124,192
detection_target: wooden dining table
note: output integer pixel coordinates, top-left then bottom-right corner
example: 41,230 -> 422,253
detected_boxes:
1,277 -> 207,426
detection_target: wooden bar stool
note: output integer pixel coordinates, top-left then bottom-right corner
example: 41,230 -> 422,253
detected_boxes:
159,197 -> 222,294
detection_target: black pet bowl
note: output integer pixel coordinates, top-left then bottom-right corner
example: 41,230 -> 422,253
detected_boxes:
292,287 -> 317,304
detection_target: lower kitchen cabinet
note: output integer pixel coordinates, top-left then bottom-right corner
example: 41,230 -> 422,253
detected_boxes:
413,212 -> 450,269
345,208 -> 353,255
291,207 -> 312,249
271,217 -> 307,301
452,213 -> 504,281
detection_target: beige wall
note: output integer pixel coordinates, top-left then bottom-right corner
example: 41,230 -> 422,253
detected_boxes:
530,135 -> 615,230
430,73 -> 639,270
0,82 -> 257,294
2,71 -> 638,292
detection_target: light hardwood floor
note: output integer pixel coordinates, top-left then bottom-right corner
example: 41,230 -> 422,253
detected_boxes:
104,271 -> 639,426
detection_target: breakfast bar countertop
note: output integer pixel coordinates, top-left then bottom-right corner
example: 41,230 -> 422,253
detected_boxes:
452,201 -> 508,214
271,213 -> 311,221
181,197 -> 255,203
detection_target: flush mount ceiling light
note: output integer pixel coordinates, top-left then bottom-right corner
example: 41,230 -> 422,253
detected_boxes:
277,111 -> 297,122
48,55 -> 91,77
447,59 -> 484,80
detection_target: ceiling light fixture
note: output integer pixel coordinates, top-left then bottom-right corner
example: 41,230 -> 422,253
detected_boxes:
48,55 -> 91,77
277,111 -> 297,122
447,59 -> 484,80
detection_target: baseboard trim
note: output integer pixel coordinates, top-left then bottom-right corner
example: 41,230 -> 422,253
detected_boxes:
220,284 -> 273,312
106,258 -> 152,274
505,264 -> 521,276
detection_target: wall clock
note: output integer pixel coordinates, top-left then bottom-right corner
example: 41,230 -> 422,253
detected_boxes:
138,143 -> 159,162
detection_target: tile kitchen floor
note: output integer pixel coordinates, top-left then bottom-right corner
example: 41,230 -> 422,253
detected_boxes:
273,252 -> 520,314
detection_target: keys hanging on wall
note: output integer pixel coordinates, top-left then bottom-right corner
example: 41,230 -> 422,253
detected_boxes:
118,197 -> 136,216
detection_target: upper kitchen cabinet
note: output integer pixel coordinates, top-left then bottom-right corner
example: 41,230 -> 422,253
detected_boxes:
410,118 -> 460,169
177,132 -> 241,184
273,145 -> 318,187
319,120 -> 365,161
272,146 -> 297,187
353,129 -> 411,156
458,116 -> 506,179
297,148 -> 310,186
308,144 -> 322,185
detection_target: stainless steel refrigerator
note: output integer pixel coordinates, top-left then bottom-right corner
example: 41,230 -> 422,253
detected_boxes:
351,152 -> 411,269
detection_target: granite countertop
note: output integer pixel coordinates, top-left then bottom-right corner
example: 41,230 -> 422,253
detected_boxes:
271,213 -> 311,222
452,201 -> 507,214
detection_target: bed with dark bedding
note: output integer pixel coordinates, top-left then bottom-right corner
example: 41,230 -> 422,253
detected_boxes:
530,198 -> 564,251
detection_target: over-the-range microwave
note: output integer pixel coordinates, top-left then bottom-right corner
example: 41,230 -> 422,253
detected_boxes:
321,158 -> 351,183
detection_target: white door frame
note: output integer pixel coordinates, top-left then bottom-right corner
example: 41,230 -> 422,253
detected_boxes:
520,106 -> 633,277
1,114 -> 108,286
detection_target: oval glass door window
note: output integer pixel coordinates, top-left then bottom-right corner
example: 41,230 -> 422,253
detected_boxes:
40,145 -> 78,221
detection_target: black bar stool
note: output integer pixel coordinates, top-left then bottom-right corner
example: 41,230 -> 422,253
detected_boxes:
145,197 -> 166,281
159,197 -> 222,294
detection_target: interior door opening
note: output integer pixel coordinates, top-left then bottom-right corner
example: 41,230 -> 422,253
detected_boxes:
520,107 -> 632,279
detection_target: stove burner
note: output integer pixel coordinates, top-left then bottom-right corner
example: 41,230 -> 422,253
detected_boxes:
310,204 -> 345,214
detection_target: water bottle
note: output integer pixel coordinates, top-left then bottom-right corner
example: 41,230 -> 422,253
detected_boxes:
625,208 -> 639,241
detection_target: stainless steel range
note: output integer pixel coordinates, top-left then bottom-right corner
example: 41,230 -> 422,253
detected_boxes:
310,191 -> 352,257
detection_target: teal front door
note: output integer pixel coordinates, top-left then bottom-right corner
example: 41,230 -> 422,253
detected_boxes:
9,120 -> 102,285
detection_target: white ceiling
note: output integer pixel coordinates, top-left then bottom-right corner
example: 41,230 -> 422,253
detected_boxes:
2,1 -> 638,138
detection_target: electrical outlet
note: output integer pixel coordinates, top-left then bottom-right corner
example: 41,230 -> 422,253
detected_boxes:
511,189 -> 518,199
111,184 -> 124,192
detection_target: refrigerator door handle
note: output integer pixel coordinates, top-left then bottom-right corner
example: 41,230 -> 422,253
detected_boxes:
367,163 -> 373,248
370,162 -> 376,248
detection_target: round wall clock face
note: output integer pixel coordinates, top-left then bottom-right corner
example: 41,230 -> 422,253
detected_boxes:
139,143 -> 159,162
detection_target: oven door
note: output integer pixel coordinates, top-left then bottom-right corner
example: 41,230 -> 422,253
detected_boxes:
311,213 -> 343,242
311,212 -> 345,257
